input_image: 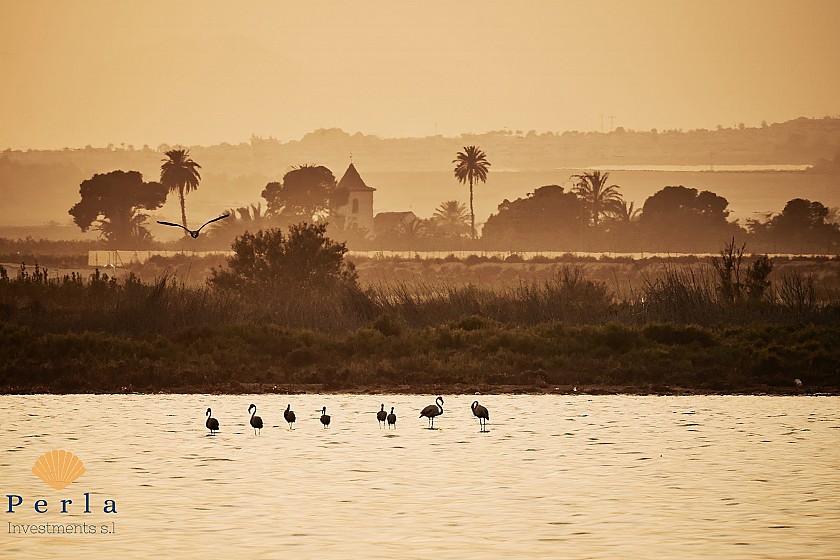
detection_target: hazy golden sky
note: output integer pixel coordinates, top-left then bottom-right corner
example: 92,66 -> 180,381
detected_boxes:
1,0 -> 839,149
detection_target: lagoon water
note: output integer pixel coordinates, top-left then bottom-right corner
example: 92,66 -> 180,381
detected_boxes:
2,395 -> 838,559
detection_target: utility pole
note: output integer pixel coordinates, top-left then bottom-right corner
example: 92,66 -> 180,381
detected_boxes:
609,115 -> 615,130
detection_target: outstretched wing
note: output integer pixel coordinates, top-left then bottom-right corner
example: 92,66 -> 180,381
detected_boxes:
157,221 -> 190,232
195,213 -> 231,234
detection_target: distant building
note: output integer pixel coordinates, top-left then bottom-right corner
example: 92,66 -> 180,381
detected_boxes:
331,163 -> 375,237
374,211 -> 418,239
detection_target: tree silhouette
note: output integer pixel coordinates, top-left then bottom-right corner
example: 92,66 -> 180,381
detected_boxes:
209,222 -> 357,292
482,185 -> 586,250
394,217 -> 428,246
205,203 -> 271,249
605,199 -> 640,223
571,171 -> 623,227
749,198 -> 840,253
68,170 -> 167,246
453,146 -> 491,239
261,165 -> 337,221
160,149 -> 201,232
431,200 -> 471,239
640,186 -> 742,251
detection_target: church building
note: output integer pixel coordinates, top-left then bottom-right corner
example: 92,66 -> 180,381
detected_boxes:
331,163 -> 375,237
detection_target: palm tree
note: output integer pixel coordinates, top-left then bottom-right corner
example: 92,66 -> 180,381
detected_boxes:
571,170 -> 622,227
160,149 -> 202,232
606,199 -> 641,223
207,203 -> 268,247
432,200 -> 471,238
395,218 -> 427,244
453,146 -> 491,239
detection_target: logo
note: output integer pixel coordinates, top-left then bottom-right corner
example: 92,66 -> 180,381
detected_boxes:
32,450 -> 86,490
6,450 -> 116,522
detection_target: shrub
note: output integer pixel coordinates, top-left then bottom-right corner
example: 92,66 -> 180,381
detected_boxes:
209,222 -> 358,293
454,314 -> 494,331
643,323 -> 715,347
373,314 -> 402,336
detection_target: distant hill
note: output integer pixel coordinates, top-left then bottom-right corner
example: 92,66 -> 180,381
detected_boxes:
1,117 -> 839,233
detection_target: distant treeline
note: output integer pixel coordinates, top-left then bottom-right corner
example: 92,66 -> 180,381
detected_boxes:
4,116 -> 840,173
3,116 -> 839,255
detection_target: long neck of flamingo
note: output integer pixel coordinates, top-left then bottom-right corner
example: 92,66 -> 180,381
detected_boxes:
438,399 -> 444,413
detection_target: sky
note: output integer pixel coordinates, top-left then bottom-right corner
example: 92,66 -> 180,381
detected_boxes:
1,0 -> 839,149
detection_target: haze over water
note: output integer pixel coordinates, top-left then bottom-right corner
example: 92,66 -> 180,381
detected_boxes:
3,394 -> 838,559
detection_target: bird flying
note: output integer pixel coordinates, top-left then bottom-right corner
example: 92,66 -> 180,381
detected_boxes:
157,213 -> 230,238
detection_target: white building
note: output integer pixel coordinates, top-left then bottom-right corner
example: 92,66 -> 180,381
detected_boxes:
331,163 -> 376,237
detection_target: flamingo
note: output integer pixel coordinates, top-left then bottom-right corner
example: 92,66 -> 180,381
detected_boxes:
248,404 -> 263,435
387,407 -> 397,429
320,407 -> 331,428
376,404 -> 387,427
471,401 -> 490,432
419,396 -> 444,429
157,213 -> 229,238
205,407 -> 219,435
284,404 -> 296,429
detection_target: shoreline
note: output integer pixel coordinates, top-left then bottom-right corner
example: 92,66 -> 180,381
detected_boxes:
2,383 -> 836,397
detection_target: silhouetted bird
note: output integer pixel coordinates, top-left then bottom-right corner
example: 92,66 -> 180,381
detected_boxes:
248,404 -> 263,435
284,404 -> 296,429
471,400 -> 490,432
387,406 -> 397,429
157,213 -> 229,238
320,407 -> 331,428
420,396 -> 444,429
206,407 -> 219,435
377,404 -> 387,427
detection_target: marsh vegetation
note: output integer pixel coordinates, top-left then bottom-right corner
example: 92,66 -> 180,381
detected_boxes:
1,231 -> 837,394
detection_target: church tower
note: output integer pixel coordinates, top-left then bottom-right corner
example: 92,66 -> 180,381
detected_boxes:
332,162 -> 375,237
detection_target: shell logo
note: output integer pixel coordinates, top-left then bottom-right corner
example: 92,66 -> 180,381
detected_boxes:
31,450 -> 86,490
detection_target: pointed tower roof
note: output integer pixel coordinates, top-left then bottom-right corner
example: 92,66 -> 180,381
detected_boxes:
337,163 -> 376,192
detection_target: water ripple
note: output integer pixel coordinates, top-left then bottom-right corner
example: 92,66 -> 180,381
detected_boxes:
1,394 -> 838,559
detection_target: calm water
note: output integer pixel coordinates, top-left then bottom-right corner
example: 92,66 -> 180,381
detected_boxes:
2,395 -> 838,559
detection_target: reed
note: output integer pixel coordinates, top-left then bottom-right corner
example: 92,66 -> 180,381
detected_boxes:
1,262 -> 838,393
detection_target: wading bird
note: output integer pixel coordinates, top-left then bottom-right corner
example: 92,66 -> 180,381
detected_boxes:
284,404 -> 296,429
157,213 -> 230,238
387,407 -> 397,429
205,408 -> 219,435
420,396 -> 444,429
377,404 -> 387,427
320,407 -> 331,428
249,404 -> 263,435
471,401 -> 490,432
